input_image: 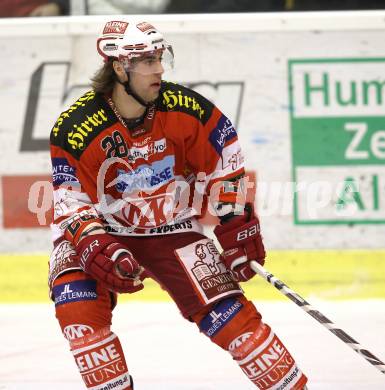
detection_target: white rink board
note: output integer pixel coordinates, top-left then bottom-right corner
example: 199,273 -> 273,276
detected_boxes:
1,13 -> 385,252
0,301 -> 385,389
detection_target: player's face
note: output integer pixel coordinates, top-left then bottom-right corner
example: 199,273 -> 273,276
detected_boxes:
129,53 -> 164,102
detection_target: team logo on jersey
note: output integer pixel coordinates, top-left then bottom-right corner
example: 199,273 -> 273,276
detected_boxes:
228,332 -> 253,351
209,114 -> 236,155
121,192 -> 176,229
52,280 -> 97,306
63,324 -> 94,340
52,158 -> 79,186
199,298 -> 244,338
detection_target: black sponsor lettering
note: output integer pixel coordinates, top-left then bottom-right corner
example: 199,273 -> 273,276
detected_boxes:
148,220 -> 193,234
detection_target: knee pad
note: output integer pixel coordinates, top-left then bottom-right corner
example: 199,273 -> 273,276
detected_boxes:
70,327 -> 133,389
193,295 -> 262,350
53,271 -> 115,340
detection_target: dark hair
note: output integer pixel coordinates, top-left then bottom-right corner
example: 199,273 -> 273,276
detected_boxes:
90,58 -> 116,94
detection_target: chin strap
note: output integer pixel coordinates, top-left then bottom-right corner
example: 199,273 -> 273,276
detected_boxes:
117,76 -> 153,108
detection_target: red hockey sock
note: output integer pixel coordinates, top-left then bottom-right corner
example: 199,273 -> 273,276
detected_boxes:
70,327 -> 133,389
193,296 -> 308,389
230,323 -> 307,389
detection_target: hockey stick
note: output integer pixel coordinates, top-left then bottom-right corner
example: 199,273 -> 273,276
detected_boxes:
250,261 -> 385,375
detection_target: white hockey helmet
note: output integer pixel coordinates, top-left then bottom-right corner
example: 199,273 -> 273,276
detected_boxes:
97,20 -> 174,75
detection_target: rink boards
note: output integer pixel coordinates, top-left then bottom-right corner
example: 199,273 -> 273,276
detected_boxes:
1,250 -> 384,303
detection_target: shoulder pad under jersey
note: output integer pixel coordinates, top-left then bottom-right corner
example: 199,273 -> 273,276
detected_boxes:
157,81 -> 214,125
50,90 -> 116,159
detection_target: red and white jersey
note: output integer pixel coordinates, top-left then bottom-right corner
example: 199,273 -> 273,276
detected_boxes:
50,81 -> 245,242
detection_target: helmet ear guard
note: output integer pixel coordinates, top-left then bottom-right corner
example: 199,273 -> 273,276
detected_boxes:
97,37 -> 119,62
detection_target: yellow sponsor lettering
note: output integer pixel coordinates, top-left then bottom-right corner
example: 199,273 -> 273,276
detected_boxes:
162,89 -> 178,109
67,108 -> 108,150
162,89 -> 205,119
52,117 -> 64,135
52,91 -> 95,137
98,110 -> 108,121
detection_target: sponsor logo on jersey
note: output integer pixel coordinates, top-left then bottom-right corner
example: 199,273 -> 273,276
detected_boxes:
132,136 -> 152,147
222,150 -> 244,171
200,297 -> 243,337
209,114 -> 236,155
52,158 -> 79,186
52,91 -> 95,137
105,219 -> 193,234
67,108 -> 109,150
53,280 -> 97,306
228,332 -> 253,351
63,324 -> 94,340
162,89 -> 205,119
127,138 -> 166,162
148,219 -> 193,233
116,155 -> 175,193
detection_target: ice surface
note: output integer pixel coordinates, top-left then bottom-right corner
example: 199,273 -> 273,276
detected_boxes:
0,300 -> 384,389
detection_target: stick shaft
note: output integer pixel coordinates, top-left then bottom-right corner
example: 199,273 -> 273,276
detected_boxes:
250,261 -> 385,375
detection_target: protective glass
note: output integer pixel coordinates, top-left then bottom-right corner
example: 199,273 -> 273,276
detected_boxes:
124,46 -> 174,75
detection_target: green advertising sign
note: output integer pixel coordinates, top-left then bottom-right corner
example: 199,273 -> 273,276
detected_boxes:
288,58 -> 385,224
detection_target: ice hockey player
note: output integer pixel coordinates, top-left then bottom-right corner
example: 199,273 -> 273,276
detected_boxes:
49,19 -> 308,389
